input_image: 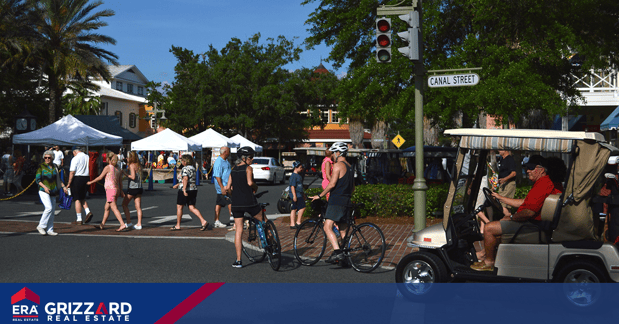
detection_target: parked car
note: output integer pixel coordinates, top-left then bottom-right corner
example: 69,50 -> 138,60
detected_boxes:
251,157 -> 285,184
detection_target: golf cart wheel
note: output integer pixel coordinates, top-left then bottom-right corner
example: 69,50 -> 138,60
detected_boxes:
395,251 -> 449,302
277,199 -> 287,213
554,260 -> 610,312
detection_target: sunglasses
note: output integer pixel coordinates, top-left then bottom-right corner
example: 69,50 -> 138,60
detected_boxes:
526,165 -> 542,171
248,156 -> 254,159
44,157 -> 52,160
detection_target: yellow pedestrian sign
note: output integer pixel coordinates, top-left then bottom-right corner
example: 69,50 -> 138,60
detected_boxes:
392,134 -> 405,148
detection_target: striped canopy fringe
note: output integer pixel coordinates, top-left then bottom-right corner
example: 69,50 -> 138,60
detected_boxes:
459,136 -> 574,153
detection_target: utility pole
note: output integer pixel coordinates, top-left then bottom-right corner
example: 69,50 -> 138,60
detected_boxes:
377,0 -> 427,231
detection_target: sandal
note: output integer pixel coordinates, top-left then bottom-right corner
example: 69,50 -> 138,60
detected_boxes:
200,222 -> 209,231
94,224 -> 104,230
116,226 -> 129,232
170,226 -> 181,231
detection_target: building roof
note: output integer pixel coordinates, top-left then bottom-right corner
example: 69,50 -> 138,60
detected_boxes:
97,86 -> 148,103
307,129 -> 371,142
107,64 -> 148,82
74,115 -> 143,142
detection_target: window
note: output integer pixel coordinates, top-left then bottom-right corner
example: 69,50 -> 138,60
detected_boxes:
100,102 -> 108,115
331,111 -> 339,123
115,111 -> 122,126
116,81 -> 123,91
321,111 -> 329,123
127,84 -> 133,93
129,113 -> 136,128
137,86 -> 144,95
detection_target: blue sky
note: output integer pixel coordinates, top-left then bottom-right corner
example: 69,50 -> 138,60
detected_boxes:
99,0 -> 344,84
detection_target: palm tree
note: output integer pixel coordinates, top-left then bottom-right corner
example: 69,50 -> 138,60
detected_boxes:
31,0 -> 118,123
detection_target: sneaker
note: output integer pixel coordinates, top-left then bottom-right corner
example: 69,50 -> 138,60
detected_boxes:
326,251 -> 345,264
232,260 -> 243,268
36,226 -> 47,235
126,223 -> 134,228
214,221 -> 227,228
46,231 -> 58,236
133,225 -> 142,230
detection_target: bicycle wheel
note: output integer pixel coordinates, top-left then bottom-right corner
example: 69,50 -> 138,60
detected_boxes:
293,219 -> 327,266
242,219 -> 266,263
264,220 -> 281,271
347,222 -> 386,272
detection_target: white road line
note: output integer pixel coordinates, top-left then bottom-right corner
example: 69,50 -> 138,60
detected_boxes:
0,231 -> 225,240
149,214 -> 193,224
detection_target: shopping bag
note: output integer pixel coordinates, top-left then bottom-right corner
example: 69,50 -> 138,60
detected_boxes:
58,187 -> 73,210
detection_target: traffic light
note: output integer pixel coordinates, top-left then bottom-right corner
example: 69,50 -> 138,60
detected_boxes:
397,11 -> 421,61
375,17 -> 392,63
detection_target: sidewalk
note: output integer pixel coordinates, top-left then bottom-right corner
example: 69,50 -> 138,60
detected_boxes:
1,216 -> 417,270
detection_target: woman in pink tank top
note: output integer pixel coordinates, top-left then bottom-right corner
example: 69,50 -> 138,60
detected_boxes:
321,149 -> 333,200
87,152 -> 128,232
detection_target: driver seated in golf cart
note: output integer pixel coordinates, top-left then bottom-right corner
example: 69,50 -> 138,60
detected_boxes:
471,154 -> 565,271
396,128 -> 619,290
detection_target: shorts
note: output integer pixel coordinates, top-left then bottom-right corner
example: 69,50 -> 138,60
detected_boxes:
177,190 -> 198,206
291,197 -> 306,210
105,189 -> 118,203
498,181 -> 516,209
216,194 -> 230,207
127,188 -> 143,196
3,169 -> 14,183
232,205 -> 262,219
72,176 -> 89,201
325,204 -> 348,223
500,220 -> 539,236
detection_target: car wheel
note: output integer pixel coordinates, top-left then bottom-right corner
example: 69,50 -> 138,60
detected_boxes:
279,172 -> 285,184
395,251 -> 449,302
554,260 -> 610,312
271,173 -> 277,185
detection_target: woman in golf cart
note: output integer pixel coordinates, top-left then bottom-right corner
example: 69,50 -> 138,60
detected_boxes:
471,155 -> 566,271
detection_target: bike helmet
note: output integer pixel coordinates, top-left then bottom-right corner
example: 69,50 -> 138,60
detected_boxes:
329,142 -> 348,155
237,146 -> 255,157
292,161 -> 304,169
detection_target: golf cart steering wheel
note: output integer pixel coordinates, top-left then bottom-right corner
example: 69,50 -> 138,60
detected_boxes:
483,187 -> 503,210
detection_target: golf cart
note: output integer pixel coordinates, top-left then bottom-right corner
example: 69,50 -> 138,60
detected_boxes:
396,129 -> 619,301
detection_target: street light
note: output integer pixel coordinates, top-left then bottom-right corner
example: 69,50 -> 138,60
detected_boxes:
150,103 -> 167,130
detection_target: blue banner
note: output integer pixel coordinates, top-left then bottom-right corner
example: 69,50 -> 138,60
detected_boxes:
3,283 -> 617,323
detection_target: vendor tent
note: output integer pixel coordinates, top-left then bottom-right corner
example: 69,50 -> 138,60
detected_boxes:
229,134 -> 263,153
130,128 -> 202,151
189,129 -> 237,148
13,114 -> 122,146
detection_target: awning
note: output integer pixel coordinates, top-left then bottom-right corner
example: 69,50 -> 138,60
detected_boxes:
600,105 -> 619,131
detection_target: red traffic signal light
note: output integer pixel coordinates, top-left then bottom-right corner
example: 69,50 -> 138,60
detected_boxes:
375,17 -> 392,63
377,19 -> 391,33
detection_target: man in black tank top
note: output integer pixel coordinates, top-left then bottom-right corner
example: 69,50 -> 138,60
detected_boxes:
311,142 -> 354,264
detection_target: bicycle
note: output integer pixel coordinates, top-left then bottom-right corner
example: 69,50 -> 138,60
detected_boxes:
293,199 -> 387,272
240,191 -> 282,271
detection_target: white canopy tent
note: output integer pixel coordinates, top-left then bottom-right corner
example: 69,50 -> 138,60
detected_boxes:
189,129 -> 238,148
131,128 -> 202,151
13,115 -> 122,146
229,134 -> 263,153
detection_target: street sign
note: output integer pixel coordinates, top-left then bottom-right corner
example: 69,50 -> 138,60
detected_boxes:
392,134 -> 405,148
428,73 -> 479,88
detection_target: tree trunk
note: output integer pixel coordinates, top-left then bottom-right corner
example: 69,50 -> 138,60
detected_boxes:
348,117 -> 364,149
423,116 -> 439,146
48,79 -> 57,124
371,120 -> 387,149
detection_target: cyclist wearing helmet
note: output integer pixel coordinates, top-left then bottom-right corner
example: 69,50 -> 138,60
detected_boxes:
225,146 -> 262,268
311,142 -> 354,263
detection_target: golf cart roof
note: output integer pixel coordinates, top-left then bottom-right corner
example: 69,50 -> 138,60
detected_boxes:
444,128 -> 607,153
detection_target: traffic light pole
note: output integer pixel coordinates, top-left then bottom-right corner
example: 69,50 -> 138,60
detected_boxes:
378,0 -> 426,231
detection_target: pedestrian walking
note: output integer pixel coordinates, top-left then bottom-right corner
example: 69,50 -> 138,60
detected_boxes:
2,150 -> 14,196
170,154 -> 209,231
12,150 -> 25,194
321,148 -> 333,200
213,146 -> 232,228
224,146 -> 262,268
289,161 -> 306,229
35,150 -> 68,236
53,145 -> 64,169
66,147 -> 93,225
88,151 -> 128,232
121,151 -> 144,230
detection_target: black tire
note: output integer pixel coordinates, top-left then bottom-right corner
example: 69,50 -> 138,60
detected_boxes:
241,219 -> 266,263
395,251 -> 449,302
271,173 -> 277,185
264,220 -> 281,271
279,173 -> 285,184
294,219 -> 327,266
276,199 -> 287,214
554,260 -> 610,312
347,223 -> 386,272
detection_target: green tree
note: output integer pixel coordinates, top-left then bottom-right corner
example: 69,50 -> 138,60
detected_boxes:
62,80 -> 101,116
165,34 -> 336,143
31,0 -> 118,124
303,0 -> 619,132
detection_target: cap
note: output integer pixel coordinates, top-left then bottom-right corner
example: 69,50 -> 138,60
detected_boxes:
292,161 -> 304,169
524,155 -> 547,170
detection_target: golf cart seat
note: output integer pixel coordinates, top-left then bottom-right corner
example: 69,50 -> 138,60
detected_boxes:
501,194 -> 561,244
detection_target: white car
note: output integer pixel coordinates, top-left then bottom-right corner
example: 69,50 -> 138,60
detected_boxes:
251,157 -> 285,184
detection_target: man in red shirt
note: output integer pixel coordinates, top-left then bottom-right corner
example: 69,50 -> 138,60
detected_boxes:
471,155 -> 562,271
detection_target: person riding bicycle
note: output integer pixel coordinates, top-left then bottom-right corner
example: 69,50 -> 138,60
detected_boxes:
311,142 -> 355,263
225,146 -> 262,268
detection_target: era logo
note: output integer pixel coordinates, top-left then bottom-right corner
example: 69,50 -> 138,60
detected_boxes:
11,287 -> 40,319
